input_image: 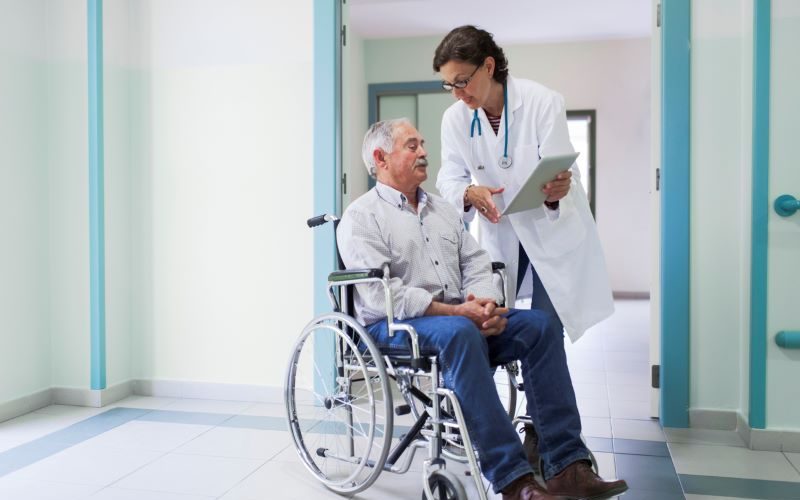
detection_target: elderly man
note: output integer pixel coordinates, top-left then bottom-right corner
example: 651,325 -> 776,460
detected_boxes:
337,119 -> 627,500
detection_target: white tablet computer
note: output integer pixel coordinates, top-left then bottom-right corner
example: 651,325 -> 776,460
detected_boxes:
501,152 -> 579,216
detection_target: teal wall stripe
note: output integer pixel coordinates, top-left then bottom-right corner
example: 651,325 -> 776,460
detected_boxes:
660,0 -> 691,428
749,0 -> 770,430
88,0 -> 106,391
312,0 -> 341,393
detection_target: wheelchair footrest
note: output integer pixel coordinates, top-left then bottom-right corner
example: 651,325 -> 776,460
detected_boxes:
411,357 -> 431,371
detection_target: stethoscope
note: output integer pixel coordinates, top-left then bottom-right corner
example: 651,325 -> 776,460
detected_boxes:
470,82 -> 512,169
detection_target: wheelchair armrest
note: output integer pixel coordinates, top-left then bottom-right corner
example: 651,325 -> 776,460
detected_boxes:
491,262 -> 505,271
328,268 -> 384,283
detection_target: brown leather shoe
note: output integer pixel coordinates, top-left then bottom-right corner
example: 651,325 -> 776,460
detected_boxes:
521,424 -> 541,475
545,460 -> 628,499
502,474 -> 562,500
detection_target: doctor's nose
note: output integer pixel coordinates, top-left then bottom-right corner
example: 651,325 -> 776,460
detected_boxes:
452,87 -> 466,99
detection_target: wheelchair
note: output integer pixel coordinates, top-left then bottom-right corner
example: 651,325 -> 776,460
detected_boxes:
285,214 -> 592,499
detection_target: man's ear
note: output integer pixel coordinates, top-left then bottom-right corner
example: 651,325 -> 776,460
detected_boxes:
373,148 -> 387,170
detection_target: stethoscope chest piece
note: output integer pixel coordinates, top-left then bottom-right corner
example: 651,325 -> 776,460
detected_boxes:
498,156 -> 513,169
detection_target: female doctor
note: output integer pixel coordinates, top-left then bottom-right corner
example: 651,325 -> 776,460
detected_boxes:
433,25 -> 613,343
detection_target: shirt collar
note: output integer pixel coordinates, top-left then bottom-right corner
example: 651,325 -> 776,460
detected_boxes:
375,181 -> 428,211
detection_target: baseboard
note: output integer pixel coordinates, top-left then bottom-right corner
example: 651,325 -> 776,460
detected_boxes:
132,379 -> 284,403
736,411 -> 751,447
611,291 -> 650,300
0,388 -> 53,424
689,408 -> 738,431
688,409 -> 800,452
51,380 -> 134,408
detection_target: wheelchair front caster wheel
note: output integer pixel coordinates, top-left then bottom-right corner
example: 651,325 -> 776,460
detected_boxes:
422,470 -> 467,500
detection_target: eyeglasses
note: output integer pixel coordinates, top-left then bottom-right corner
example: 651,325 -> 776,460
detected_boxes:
441,64 -> 482,91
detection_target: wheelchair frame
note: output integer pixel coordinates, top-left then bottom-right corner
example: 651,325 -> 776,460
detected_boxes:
284,213 -> 580,500
286,214 -> 515,499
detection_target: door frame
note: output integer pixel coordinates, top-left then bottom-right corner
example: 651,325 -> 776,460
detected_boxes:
366,81 -> 447,189
659,0 -> 691,428
316,2 -> 694,427
748,0 -> 771,430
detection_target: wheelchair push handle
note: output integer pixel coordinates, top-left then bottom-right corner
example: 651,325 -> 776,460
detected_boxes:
307,214 -> 340,228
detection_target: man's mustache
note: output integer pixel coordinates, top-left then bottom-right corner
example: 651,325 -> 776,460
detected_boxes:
415,158 -> 428,168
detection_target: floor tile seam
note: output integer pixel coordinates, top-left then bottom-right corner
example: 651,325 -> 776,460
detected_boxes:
0,407 -> 237,480
0,408 -> 148,479
213,456 -> 274,500
664,440 -> 746,448
158,449 -> 284,462
785,452 -> 800,476
163,418 -> 227,456
678,473 -> 800,499
100,448 -> 173,491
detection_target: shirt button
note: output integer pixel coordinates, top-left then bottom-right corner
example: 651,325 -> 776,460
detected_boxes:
445,284 -> 449,290
426,237 -> 430,242
435,260 -> 439,265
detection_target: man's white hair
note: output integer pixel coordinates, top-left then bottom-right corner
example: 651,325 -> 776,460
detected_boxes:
361,118 -> 412,179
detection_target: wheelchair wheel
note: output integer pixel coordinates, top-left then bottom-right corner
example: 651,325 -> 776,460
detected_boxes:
422,469 -> 467,500
285,313 -> 393,495
494,362 -> 519,419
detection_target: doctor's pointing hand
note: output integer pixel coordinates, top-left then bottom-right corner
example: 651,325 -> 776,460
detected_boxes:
433,25 -> 614,342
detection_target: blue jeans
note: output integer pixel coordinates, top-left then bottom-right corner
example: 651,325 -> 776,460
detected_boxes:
517,243 -> 563,332
366,309 -> 589,492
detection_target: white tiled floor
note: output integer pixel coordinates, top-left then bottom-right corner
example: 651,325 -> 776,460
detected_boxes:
2,300 -> 800,499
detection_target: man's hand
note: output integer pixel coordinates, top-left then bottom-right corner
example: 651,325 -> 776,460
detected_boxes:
542,169 -> 572,202
457,294 -> 509,336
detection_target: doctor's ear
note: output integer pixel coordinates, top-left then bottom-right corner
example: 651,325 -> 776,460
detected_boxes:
484,56 -> 496,76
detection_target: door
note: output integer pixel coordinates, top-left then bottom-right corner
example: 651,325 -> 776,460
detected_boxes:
372,87 -> 453,196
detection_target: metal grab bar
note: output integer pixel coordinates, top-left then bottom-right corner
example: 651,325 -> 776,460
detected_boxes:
775,331 -> 800,349
774,194 -> 800,217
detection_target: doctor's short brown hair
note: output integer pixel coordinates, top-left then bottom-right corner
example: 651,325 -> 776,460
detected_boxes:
433,25 -> 509,85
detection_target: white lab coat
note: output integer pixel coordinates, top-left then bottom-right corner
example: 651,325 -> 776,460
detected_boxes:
437,76 -> 614,342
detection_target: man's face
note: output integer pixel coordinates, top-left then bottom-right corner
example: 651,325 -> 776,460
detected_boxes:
376,123 -> 428,192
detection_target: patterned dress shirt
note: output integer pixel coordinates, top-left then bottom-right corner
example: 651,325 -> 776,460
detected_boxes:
337,181 -> 503,326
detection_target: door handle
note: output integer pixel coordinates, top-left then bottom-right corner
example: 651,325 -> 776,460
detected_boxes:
774,194 -> 800,217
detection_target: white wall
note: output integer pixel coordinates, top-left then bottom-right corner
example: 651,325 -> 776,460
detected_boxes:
353,36 -> 652,294
104,0 -> 134,388
0,0 -> 51,403
128,0 -> 315,388
689,0 -> 753,416
46,0 -> 90,391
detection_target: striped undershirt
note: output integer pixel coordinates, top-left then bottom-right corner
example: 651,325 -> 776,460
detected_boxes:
485,111 -> 501,134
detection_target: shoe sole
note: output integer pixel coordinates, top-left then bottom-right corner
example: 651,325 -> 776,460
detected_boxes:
560,483 -> 630,500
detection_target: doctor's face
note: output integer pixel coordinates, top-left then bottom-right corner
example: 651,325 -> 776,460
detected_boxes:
376,123 -> 428,192
439,58 -> 493,110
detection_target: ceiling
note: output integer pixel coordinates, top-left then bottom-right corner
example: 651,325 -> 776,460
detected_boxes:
348,0 -> 653,44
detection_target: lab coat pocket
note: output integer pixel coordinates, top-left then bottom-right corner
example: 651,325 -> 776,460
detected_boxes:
532,194 -> 586,257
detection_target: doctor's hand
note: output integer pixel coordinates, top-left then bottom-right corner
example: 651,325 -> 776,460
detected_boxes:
466,185 -> 504,224
542,169 -> 572,202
